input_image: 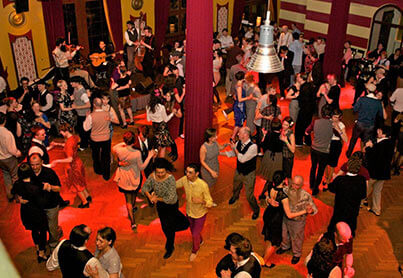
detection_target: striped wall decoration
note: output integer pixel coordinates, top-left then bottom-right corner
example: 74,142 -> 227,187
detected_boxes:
279,0 -> 403,51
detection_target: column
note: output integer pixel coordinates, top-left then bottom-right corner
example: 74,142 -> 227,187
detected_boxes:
184,0 -> 213,166
323,0 -> 351,77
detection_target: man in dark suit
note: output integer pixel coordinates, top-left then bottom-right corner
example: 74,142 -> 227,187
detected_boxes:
278,46 -> 294,99
375,68 -> 389,106
311,52 -> 324,88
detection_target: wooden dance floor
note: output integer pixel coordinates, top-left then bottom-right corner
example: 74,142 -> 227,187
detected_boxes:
0,85 -> 402,277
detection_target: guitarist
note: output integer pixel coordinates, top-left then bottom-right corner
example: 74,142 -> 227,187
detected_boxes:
91,40 -> 115,89
141,26 -> 156,79
124,20 -> 139,72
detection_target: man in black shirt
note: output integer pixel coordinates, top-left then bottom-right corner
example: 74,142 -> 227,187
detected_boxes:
29,153 -> 62,250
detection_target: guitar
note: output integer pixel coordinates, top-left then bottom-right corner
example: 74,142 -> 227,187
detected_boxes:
89,50 -> 123,67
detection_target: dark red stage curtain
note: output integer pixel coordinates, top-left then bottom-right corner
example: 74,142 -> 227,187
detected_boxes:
184,0 -> 213,166
41,0 -> 65,59
154,0 -> 170,66
231,0 -> 245,38
323,0 -> 351,77
103,0 -> 123,51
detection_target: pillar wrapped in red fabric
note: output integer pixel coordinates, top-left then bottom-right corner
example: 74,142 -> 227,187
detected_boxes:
184,0 -> 213,166
323,0 -> 351,77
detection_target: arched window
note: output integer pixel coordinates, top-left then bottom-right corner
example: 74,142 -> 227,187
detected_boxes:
368,5 -> 403,55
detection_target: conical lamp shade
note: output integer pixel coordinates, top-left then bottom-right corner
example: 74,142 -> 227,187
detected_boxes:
247,11 -> 284,73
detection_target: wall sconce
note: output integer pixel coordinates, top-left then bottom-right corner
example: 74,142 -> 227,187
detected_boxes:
169,24 -> 175,33
256,17 -> 262,27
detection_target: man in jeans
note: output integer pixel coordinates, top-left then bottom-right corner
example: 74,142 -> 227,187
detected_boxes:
30,153 -> 62,250
345,84 -> 386,158
71,76 -> 91,150
305,104 -> 333,195
0,112 -> 21,201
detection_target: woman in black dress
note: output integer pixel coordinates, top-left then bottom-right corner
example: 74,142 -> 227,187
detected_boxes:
262,171 -> 310,267
111,64 -> 134,127
11,163 -> 48,263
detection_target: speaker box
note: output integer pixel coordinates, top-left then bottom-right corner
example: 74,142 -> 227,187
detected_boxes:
15,0 -> 29,14
136,77 -> 153,94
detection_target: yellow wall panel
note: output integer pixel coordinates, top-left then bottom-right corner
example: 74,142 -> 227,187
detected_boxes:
349,3 -> 377,18
279,10 -> 306,24
281,0 -> 307,6
304,19 -> 328,34
306,0 -> 331,14
346,23 -> 370,39
0,2 -> 50,89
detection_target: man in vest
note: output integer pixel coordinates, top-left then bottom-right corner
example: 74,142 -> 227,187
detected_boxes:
220,237 -> 261,278
228,127 -> 260,220
46,224 -> 109,278
124,20 -> 139,72
83,97 -> 113,181
36,80 -> 57,119
29,126 -> 51,164
71,76 -> 91,150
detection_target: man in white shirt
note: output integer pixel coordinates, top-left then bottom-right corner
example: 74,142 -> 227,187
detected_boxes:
0,112 -> 21,200
219,29 -> 234,52
52,37 -> 79,82
277,25 -> 293,51
47,224 -> 109,278
228,127 -> 260,220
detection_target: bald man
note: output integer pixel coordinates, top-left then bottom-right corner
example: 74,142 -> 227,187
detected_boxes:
277,175 -> 317,264
83,97 -> 112,180
228,127 -> 260,220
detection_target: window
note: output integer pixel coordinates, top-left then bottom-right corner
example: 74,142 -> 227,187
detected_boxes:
166,0 -> 186,42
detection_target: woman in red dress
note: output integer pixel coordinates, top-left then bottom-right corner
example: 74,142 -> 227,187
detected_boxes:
50,123 -> 91,208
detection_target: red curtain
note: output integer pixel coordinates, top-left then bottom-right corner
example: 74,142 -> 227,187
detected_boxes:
231,0 -> 246,38
323,0 -> 351,77
154,0 -> 170,66
184,0 -> 213,166
103,0 -> 123,51
41,0 -> 65,60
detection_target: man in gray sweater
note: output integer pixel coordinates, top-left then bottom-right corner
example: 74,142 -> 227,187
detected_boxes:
305,104 -> 333,195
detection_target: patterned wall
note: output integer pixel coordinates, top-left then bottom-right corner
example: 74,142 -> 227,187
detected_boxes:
217,3 -> 229,33
9,31 -> 38,82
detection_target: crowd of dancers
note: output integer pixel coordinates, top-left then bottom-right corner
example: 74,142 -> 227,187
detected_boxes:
0,19 -> 402,278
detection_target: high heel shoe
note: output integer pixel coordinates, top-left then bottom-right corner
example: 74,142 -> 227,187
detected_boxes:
78,202 -> 90,208
262,263 -> 276,268
37,255 -> 48,263
86,196 -> 92,203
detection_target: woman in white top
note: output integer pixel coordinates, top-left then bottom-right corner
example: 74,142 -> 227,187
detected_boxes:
112,132 -> 155,230
146,95 -> 175,158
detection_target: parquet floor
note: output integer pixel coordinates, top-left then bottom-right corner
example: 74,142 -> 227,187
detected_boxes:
0,84 -> 402,277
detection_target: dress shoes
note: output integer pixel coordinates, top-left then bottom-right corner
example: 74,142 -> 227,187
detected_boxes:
276,248 -> 290,255
291,256 -> 300,264
252,212 -> 259,220
163,248 -> 174,259
59,200 -> 70,209
228,196 -> 238,205
78,202 -> 89,209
